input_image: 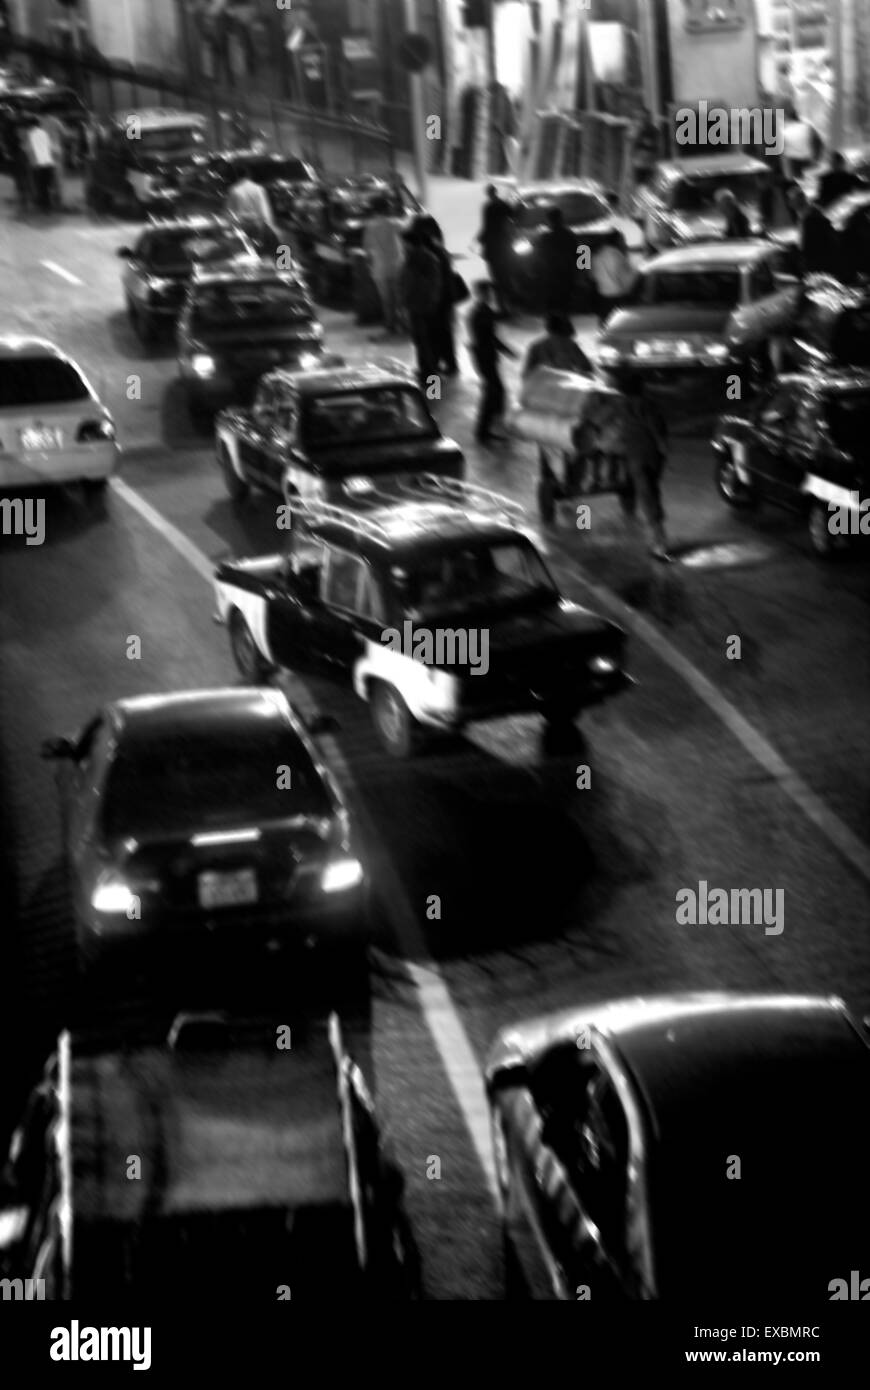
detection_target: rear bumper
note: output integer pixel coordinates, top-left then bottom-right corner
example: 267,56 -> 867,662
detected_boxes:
417,667 -> 632,730
0,441 -> 119,487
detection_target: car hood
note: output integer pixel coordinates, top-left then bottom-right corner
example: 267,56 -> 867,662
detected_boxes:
602,304 -> 731,340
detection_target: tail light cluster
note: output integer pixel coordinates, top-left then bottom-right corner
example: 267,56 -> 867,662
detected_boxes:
77,418 -> 116,443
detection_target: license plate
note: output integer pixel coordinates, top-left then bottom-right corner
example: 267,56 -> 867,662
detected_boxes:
197,868 -> 258,909
20,427 -> 63,450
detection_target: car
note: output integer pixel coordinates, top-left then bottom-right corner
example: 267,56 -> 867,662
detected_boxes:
177,147 -> 317,220
711,369 -> 870,557
631,154 -> 772,252
0,1012 -> 419,1299
292,175 -> 422,302
0,82 -> 90,171
486,991 -> 870,1300
215,360 -> 465,506
817,189 -> 870,286
500,178 -> 625,309
0,337 -> 118,499
118,214 -> 257,344
39,687 -> 369,985
213,479 -> 630,758
177,262 -> 324,423
84,107 -> 209,215
774,276 -> 870,374
595,241 -> 801,399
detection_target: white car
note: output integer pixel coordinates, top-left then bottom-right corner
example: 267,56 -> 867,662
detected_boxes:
0,337 -> 118,495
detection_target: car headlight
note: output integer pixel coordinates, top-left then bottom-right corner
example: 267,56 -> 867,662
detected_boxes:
588,654 -> 617,675
191,353 -> 217,377
321,857 -> 364,894
702,342 -> 731,362
145,275 -> 173,295
512,237 -> 533,256
597,344 -> 622,363
91,872 -> 138,914
295,350 -> 321,371
77,417 -> 116,442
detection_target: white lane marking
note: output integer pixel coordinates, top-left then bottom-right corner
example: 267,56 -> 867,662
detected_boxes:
40,261 -> 84,286
111,476 -> 499,1200
551,558 -> 870,887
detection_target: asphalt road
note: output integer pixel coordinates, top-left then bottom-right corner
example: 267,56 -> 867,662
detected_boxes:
1,187 -> 869,1300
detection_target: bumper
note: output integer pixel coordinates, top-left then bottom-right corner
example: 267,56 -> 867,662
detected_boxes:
0,441 -> 119,487
415,667 -> 632,730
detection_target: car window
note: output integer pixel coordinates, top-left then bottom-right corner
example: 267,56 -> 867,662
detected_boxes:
303,387 -> 435,446
322,549 -> 367,613
254,383 -> 276,418
758,385 -> 794,426
748,262 -> 775,299
578,1073 -> 630,1249
357,568 -> 386,625
640,269 -> 741,307
0,357 -> 90,407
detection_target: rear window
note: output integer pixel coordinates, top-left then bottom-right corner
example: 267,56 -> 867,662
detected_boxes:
672,170 -> 768,211
640,268 -> 741,306
517,191 -> 609,226
103,725 -> 332,836
303,386 -> 434,446
140,227 -> 250,270
0,356 -> 89,407
192,281 -> 312,328
136,125 -> 206,157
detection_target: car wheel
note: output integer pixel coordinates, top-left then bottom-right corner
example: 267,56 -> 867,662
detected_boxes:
715,449 -> 757,509
218,442 -> 249,503
370,682 -> 421,759
808,500 -> 847,559
229,609 -> 272,682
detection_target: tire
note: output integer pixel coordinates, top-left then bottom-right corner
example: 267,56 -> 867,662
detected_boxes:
808,500 -> 847,559
218,441 -> 249,503
229,609 -> 272,682
370,682 -> 421,759
715,449 -> 757,509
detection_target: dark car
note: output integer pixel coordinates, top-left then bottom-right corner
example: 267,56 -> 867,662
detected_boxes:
631,154 -> 772,252
85,108 -> 209,215
502,179 -> 625,308
178,147 -> 317,220
215,360 -> 464,505
177,263 -> 324,423
0,1012 -> 419,1299
487,992 -> 870,1300
596,241 -> 801,400
774,276 -> 870,374
214,480 -> 630,757
39,687 -> 368,983
292,175 -> 422,302
712,370 -> 870,557
0,82 -> 90,171
119,214 -> 257,344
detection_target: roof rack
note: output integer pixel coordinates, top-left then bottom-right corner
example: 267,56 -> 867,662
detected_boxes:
292,473 -> 529,545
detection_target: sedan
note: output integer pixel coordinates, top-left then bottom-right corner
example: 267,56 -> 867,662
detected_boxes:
631,154 -> 771,252
41,687 -> 369,988
487,992 -> 870,1300
0,337 -> 117,498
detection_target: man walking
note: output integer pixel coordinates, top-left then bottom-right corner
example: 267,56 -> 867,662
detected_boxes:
613,373 -> 671,561
400,223 -> 444,389
521,315 -> 592,377
468,280 -> 517,445
537,205 -> 580,314
24,116 -> 58,213
476,184 -> 515,311
226,172 -> 278,255
362,194 -> 404,337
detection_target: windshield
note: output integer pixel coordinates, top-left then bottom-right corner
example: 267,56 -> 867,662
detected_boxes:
137,126 -> 206,157
192,281 -> 313,329
399,540 -> 556,620
672,171 -> 767,212
142,227 -> 250,271
517,191 -> 609,226
640,268 -> 741,306
103,726 -> 332,836
826,392 -> 870,451
248,157 -> 311,183
303,386 -> 435,446
0,357 -> 89,406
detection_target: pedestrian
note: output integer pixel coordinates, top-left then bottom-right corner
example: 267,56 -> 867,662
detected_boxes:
613,372 -> 671,562
591,230 -> 635,324
400,222 -> 444,389
9,117 -> 32,213
816,151 -> 866,209
537,204 -> 580,314
631,109 -> 660,191
362,194 -> 405,338
467,279 -> 517,445
417,214 -> 460,375
24,116 -> 58,213
782,106 -> 814,185
475,183 -> 515,312
715,187 -> 751,239
42,110 -> 68,209
225,172 -> 278,255
521,314 -> 593,377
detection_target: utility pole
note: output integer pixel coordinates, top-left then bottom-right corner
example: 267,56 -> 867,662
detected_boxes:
402,0 -> 429,203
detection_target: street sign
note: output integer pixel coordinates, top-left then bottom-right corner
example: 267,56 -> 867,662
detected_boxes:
398,32 -> 431,74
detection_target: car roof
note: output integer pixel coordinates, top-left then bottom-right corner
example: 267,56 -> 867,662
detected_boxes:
263,361 -> 416,398
0,335 -> 68,360
643,239 -> 773,271
190,263 -> 306,289
658,153 -> 770,178
69,1017 -> 352,1221
142,213 -> 234,234
308,500 -> 523,562
109,686 -> 295,740
111,107 -> 207,129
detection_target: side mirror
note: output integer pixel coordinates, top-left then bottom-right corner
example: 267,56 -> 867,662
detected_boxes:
305,712 -> 340,738
40,736 -> 75,761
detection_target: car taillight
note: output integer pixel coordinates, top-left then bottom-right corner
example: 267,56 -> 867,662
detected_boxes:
77,418 -> 115,443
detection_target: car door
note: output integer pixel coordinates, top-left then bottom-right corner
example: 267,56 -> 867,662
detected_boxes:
265,541 -> 326,673
254,387 -> 296,495
745,383 -> 798,500
311,547 -> 373,679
